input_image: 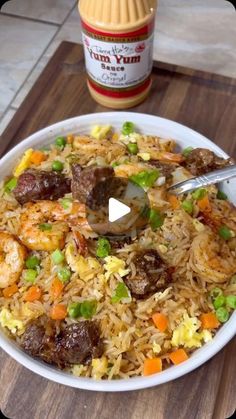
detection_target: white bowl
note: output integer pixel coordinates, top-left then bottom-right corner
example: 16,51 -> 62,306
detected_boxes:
0,112 -> 235,392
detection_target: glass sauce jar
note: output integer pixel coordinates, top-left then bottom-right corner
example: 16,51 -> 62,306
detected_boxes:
79,0 -> 157,109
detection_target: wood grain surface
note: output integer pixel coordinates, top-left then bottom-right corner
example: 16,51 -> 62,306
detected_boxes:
0,42 -> 236,419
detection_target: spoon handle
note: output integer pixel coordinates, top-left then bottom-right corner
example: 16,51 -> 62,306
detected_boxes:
169,165 -> 236,195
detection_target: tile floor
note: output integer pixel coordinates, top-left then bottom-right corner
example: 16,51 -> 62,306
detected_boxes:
0,0 -> 235,135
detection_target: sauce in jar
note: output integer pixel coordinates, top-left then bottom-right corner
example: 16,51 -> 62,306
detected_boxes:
79,0 -> 157,109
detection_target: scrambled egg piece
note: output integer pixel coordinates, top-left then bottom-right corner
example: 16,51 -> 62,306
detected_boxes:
91,125 -> 111,140
193,219 -> 205,232
137,152 -> 151,161
21,302 -> 44,320
0,308 -> 24,334
171,313 -> 213,348
14,148 -> 33,177
152,341 -> 162,354
104,256 -> 130,280
91,357 -> 108,379
119,132 -> 141,145
65,242 -> 101,281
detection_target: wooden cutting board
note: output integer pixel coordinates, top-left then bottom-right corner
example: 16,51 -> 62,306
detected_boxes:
0,42 -> 235,419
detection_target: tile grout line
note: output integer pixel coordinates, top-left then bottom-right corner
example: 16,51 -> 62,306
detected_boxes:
0,11 -> 60,27
0,2 -> 78,126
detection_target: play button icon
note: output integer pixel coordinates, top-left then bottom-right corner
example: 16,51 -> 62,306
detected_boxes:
108,198 -> 131,222
85,176 -> 150,238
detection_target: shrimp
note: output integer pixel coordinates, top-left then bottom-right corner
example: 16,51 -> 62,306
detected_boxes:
20,201 -> 69,252
190,231 -> 236,283
200,199 -> 236,234
0,232 -> 26,288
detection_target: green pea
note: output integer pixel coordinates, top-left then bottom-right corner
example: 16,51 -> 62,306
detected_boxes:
127,142 -> 138,155
181,200 -> 193,214
218,225 -> 233,240
225,295 -> 236,309
80,300 -> 97,319
58,267 -> 72,283
68,302 -> 81,319
52,160 -> 64,172
23,269 -> 38,283
55,136 -> 66,148
215,307 -> 229,323
26,255 -> 40,269
52,249 -> 65,265
213,295 -> 225,309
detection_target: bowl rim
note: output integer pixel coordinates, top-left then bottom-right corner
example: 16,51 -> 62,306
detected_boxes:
0,111 -> 235,392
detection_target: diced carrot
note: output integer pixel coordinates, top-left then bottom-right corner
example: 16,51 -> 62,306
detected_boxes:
66,134 -> 74,144
156,152 -> 184,163
200,312 -> 220,329
24,286 -> 42,302
168,194 -> 180,210
50,277 -> 64,300
198,195 -> 211,212
3,283 -> 18,298
143,358 -> 162,376
30,150 -> 46,165
152,312 -> 168,332
169,349 -> 189,365
50,304 -> 67,320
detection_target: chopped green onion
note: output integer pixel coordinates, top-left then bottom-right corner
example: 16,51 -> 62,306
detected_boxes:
230,275 -> 236,285
68,300 -> 97,319
181,200 -> 193,214
52,249 -> 65,265
52,160 -> 64,172
111,282 -> 130,303
225,295 -> 236,309
38,223 -> 52,231
122,121 -> 135,135
130,169 -> 159,189
4,178 -> 17,193
215,307 -> 229,323
216,190 -> 228,200
149,209 -> 165,231
23,269 -> 38,283
218,225 -> 233,240
55,136 -> 66,149
213,295 -> 226,309
57,267 -> 72,283
111,161 -> 120,168
96,237 -> 111,258
192,188 -> 207,201
210,287 -> 223,299
68,302 -> 81,318
127,142 -> 138,155
80,300 -> 97,319
26,255 -> 40,269
60,197 -> 72,210
182,146 -> 193,157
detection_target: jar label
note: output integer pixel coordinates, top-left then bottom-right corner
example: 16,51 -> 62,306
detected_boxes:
81,20 -> 154,96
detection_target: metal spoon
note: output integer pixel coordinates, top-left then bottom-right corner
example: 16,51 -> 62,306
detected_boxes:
168,165 -> 236,195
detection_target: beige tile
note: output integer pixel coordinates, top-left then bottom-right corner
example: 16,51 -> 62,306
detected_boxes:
12,6 -> 82,108
0,108 -> 16,136
2,0 -> 77,24
0,15 -> 57,118
154,0 -> 236,77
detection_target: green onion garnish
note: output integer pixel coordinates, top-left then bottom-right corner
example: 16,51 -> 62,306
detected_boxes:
60,198 -> 72,210
4,178 -> 17,193
130,169 -> 159,189
181,200 -> 193,214
127,142 -> 138,155
210,287 -> 223,299
111,282 -> 130,303
38,223 -> 52,231
192,188 -> 207,201
26,255 -> 40,269
182,146 -> 193,157
96,237 -> 111,258
23,269 -> 38,283
122,121 -> 135,136
149,208 -> 165,231
216,190 -> 228,200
